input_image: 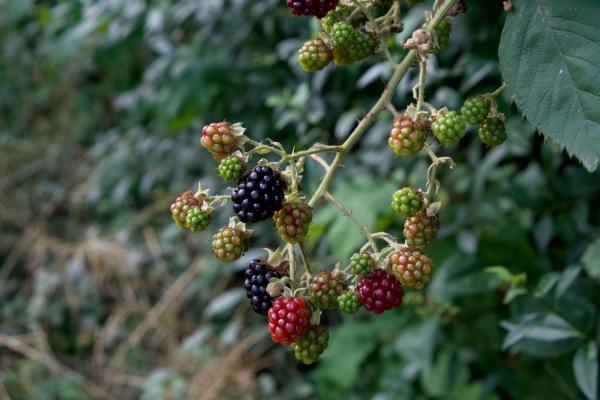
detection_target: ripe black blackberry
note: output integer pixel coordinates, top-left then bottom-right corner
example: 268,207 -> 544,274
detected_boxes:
244,259 -> 281,315
287,0 -> 338,18
231,166 -> 287,223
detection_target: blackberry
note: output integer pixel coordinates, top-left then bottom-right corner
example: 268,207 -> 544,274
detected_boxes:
201,122 -> 237,159
185,206 -> 211,232
231,165 -> 287,223
268,297 -> 311,345
170,191 -> 201,229
331,22 -> 376,65
479,117 -> 507,147
337,292 -> 361,314
461,96 -> 490,125
390,247 -> 433,289
348,253 -> 374,276
244,259 -> 281,315
308,270 -> 347,310
431,110 -> 467,146
292,325 -> 329,364
356,269 -> 404,314
388,114 -> 427,156
211,227 -> 249,262
430,17 -> 452,54
287,0 -> 338,18
403,211 -> 439,248
218,156 -> 246,181
299,38 -> 332,72
274,199 -> 313,243
321,6 -> 351,34
391,187 -> 424,219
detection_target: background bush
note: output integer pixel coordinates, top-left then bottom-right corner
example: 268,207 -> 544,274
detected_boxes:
1,0 -> 598,399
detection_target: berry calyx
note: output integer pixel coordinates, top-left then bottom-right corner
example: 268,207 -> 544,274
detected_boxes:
390,247 -> 433,289
273,199 -> 313,243
170,191 -> 201,229
331,22 -> 376,65
337,292 -> 361,314
211,227 -> 249,262
461,96 -> 490,125
268,297 -> 312,345
299,38 -> 332,72
348,253 -> 375,276
231,165 -> 287,223
431,110 -> 467,146
244,259 -> 281,315
321,6 -> 351,34
388,114 -> 427,157
200,122 -> 238,159
308,270 -> 347,310
403,211 -> 440,248
430,17 -> 452,54
185,206 -> 211,232
218,156 -> 246,181
292,325 -> 329,365
286,0 -> 338,18
391,187 -> 424,219
478,117 -> 507,147
356,269 -> 404,314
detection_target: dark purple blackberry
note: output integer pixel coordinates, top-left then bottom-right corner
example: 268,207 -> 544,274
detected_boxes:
244,259 -> 281,315
231,165 -> 286,223
286,0 -> 338,18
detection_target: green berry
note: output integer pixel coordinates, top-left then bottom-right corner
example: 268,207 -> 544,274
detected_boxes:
299,38 -> 332,72
273,199 -> 313,243
170,191 -> 201,229
349,253 -> 374,276
391,187 -> 424,219
331,22 -> 376,65
403,211 -> 440,248
211,227 -> 249,263
337,292 -> 361,314
321,7 -> 351,35
430,17 -> 452,54
479,117 -> 507,147
185,206 -> 211,232
308,270 -> 347,310
390,247 -> 433,289
292,325 -> 329,365
431,110 -> 467,146
218,156 -> 246,181
461,96 -> 490,125
388,114 -> 427,157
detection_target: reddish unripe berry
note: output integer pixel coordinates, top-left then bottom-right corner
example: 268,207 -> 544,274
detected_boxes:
268,297 -> 312,345
356,269 -> 404,314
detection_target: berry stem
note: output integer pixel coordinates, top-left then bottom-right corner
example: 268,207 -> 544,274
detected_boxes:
416,60 -> 427,112
324,192 -> 378,252
298,242 -> 313,275
287,243 -> 297,285
288,144 -> 344,159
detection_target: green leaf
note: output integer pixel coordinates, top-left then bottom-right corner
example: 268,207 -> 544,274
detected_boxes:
573,341 -> 598,400
535,272 -> 560,297
582,238 -> 600,279
499,0 -> 600,171
485,265 -> 514,282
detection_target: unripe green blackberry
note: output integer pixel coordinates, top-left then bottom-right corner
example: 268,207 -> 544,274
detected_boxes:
321,7 -> 351,34
211,227 -> 249,262
349,253 -> 374,276
461,96 -> 490,125
292,325 -> 329,365
273,199 -> 313,243
308,270 -> 347,310
170,191 -> 201,229
299,38 -> 332,72
431,110 -> 467,146
430,17 -> 452,54
331,22 -> 376,65
185,206 -> 211,232
390,247 -> 433,289
218,156 -> 245,181
391,187 -> 424,219
403,211 -> 440,248
337,292 -> 361,314
388,114 -> 427,157
479,117 -> 507,147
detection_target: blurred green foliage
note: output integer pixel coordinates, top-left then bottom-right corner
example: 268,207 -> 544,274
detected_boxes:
0,0 -> 598,399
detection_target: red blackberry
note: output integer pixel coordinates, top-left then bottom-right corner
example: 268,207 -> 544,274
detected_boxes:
231,166 -> 287,223
268,297 -> 312,345
390,247 -> 433,289
403,211 -> 440,248
356,269 -> 404,314
244,259 -> 281,315
292,325 -> 329,364
211,227 -> 250,262
273,199 -> 313,243
287,0 -> 338,18
388,114 -> 427,157
170,191 -> 201,229
308,270 -> 347,310
200,122 -> 237,159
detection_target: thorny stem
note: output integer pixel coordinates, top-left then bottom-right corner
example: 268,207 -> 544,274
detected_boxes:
324,192 -> 378,252
287,243 -> 296,285
487,82 -> 507,98
298,242 -> 312,275
416,60 -> 427,111
424,144 -> 455,200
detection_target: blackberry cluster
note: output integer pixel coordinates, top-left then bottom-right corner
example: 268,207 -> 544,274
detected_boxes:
337,292 -> 361,314
299,38 -> 332,72
390,247 -> 433,289
348,253 -> 374,276
308,270 -> 347,310
391,187 -> 424,219
461,96 -> 490,125
185,206 -> 211,232
287,0 -> 338,18
244,259 -> 281,315
170,191 -> 201,229
292,325 -> 329,364
388,114 -> 427,157
201,122 -> 237,159
218,156 -> 246,181
431,110 -> 467,146
274,199 -> 313,243
211,227 -> 249,262
479,117 -> 507,147
356,269 -> 404,314
321,6 -> 351,34
331,22 -> 376,65
403,211 -> 440,248
268,297 -> 311,345
231,166 -> 286,223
